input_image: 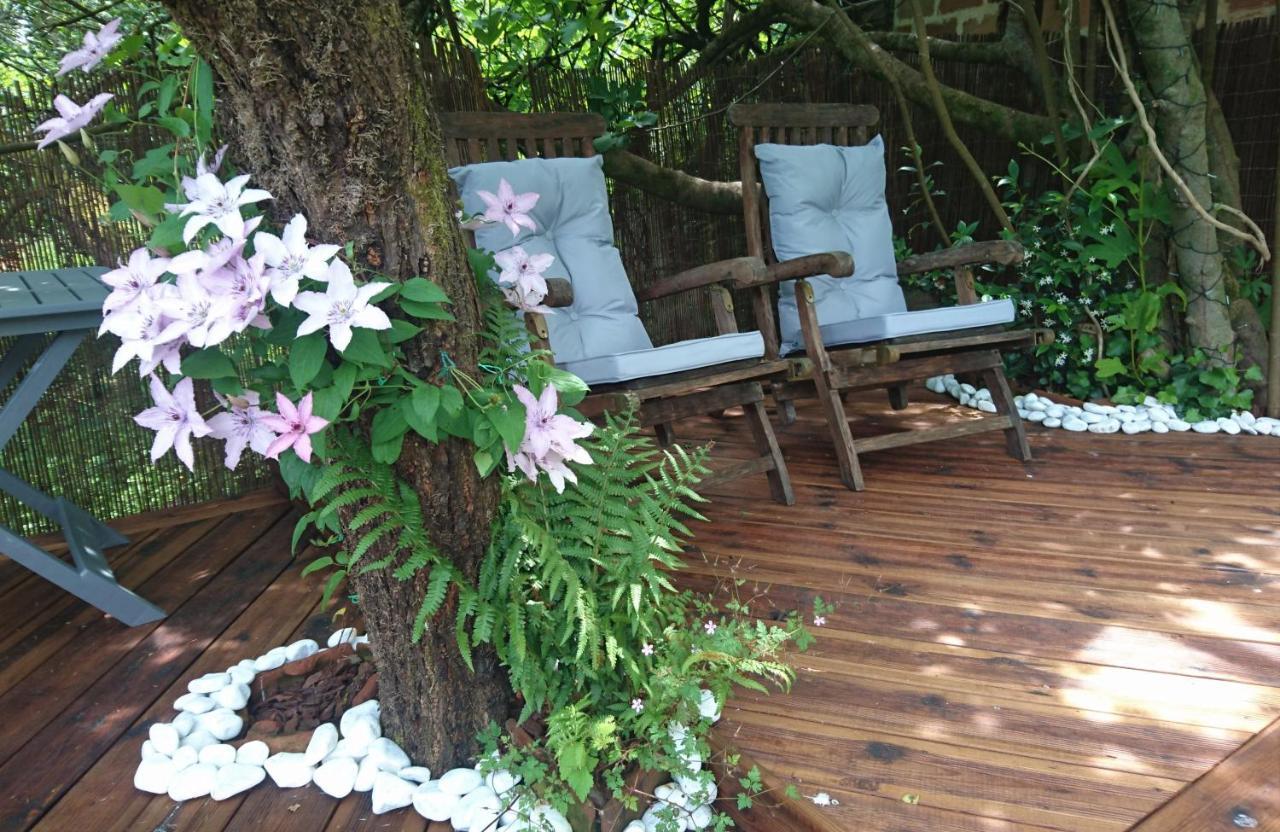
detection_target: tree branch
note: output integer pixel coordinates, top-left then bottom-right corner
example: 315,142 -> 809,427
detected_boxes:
867,31 -> 1013,66
766,0 -> 1054,144
601,148 -> 744,214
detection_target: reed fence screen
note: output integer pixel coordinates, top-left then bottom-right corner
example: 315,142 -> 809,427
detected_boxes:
0,17 -> 1277,532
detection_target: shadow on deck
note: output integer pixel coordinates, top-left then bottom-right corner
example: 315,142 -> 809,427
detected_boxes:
0,387 -> 1277,831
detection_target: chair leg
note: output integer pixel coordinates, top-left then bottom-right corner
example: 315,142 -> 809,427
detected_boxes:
981,362 -> 1032,461
814,373 -> 864,491
654,422 -> 676,447
745,398 -> 795,505
773,389 -> 797,425
887,384 -> 909,410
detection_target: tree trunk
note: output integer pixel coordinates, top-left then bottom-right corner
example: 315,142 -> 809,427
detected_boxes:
162,0 -> 513,767
1125,0 -> 1236,365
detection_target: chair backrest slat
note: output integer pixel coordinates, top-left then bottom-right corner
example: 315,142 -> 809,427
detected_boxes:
439,112 -> 607,166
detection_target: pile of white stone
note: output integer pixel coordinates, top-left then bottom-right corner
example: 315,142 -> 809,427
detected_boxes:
925,374 -> 1280,436
133,628 -> 723,832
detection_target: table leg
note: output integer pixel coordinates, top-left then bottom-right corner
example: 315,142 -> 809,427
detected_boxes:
0,330 -> 86,452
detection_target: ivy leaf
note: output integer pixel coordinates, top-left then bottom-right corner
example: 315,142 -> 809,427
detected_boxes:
487,401 -> 526,451
388,319 -> 421,344
181,348 -> 237,379
1094,357 -> 1126,379
341,329 -> 390,367
289,332 -> 329,388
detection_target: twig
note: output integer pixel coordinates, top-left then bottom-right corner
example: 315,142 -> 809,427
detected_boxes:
1099,0 -> 1270,262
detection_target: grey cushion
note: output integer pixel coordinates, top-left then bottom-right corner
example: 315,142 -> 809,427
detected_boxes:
450,155 -> 652,365
755,136 -> 905,354
560,331 -> 765,386
819,298 -> 1015,347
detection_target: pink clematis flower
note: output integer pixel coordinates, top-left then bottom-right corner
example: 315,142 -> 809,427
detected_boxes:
254,214 -> 341,305
133,376 -> 211,471
208,391 -> 278,470
176,172 -> 272,243
157,272 -> 236,348
35,93 -> 113,149
505,384 -> 593,493
56,17 -> 123,76
493,246 -> 553,313
477,179 -> 538,236
101,247 -> 170,318
262,392 -> 328,463
100,283 -> 182,375
292,260 -> 391,351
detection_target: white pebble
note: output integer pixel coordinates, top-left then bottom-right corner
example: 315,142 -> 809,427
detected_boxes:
400,765 -> 432,783
1218,417 -> 1241,435
236,740 -> 270,767
340,713 -> 380,746
1121,420 -> 1149,434
1026,410 -> 1047,423
367,737 -> 411,772
977,399 -> 997,413
171,745 -> 198,772
174,693 -> 214,714
264,752 -> 313,788
1192,420 -> 1220,434
133,758 -> 174,795
140,740 -> 167,761
438,766 -> 483,795
213,682 -> 250,711
1087,419 -> 1119,434
253,647 -> 287,672
210,762 -> 265,800
227,665 -> 255,686
168,762 -> 218,801
284,639 -> 319,662
1042,417 -> 1062,428
1062,417 -> 1088,432
330,737 -> 369,760
149,723 -> 180,756
197,708 -> 243,741
313,757 -> 359,798
1152,421 -> 1169,434
372,772 -> 415,814
180,728 -> 218,752
1168,419 -> 1191,431
304,723 -> 338,766
187,672 -> 231,695
413,781 -> 459,821
198,743 -> 237,767
172,712 -> 196,737
327,628 -> 359,648
354,755 -> 380,792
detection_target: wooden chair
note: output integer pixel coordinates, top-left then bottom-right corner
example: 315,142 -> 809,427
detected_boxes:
730,102 -> 1045,491
440,111 -> 794,504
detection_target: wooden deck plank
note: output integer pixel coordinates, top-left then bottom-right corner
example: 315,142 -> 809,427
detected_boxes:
0,511 -> 300,830
0,390 -> 1277,832
1130,715 -> 1280,831
0,507 -> 289,768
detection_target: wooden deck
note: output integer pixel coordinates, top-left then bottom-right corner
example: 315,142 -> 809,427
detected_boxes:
1,389 -> 1278,831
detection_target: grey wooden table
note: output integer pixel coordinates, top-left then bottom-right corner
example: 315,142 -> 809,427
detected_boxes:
0,267 -> 164,625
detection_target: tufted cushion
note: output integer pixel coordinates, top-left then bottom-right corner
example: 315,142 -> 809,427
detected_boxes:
449,156 -> 652,365
818,298 -> 1015,347
559,331 -> 765,386
755,135 -> 905,354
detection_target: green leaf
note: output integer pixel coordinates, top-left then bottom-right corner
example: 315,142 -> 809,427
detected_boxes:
399,300 -> 456,321
440,385 -> 464,415
411,384 -> 441,422
211,376 -> 243,396
371,406 -> 409,444
1094,357 -> 1126,379
388,319 -> 421,344
399,278 -> 450,304
371,433 -> 405,464
289,332 -> 329,388
157,115 -> 190,138
114,183 -> 166,217
301,556 -> 334,577
487,400 -> 526,451
331,362 -> 358,401
181,348 -> 237,379
341,329 -> 390,367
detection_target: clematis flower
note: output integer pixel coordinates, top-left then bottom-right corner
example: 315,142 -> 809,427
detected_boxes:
292,260 -> 391,351
494,246 -> 553,313
253,214 -> 341,305
157,272 -> 236,348
168,223 -> 258,277
101,247 -> 170,317
476,179 -> 538,236
133,376 -> 211,471
176,172 -> 272,243
505,384 -> 593,493
35,93 -> 113,149
208,391 -> 278,470
56,17 -> 123,76
262,392 -> 328,463
100,284 -> 183,375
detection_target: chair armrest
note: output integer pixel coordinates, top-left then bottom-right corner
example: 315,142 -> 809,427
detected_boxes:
635,257 -> 766,303
732,252 -> 855,290
896,240 -> 1025,276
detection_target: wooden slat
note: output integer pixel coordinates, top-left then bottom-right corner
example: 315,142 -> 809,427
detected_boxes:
438,111 -> 605,143
853,414 -> 1013,453
1130,715 -> 1280,831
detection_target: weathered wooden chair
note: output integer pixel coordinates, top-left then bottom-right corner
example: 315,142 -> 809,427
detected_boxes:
730,103 -> 1044,491
441,111 -> 794,504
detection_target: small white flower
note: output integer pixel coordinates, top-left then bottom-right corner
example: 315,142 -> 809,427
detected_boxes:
631,698 -> 644,714
1059,332 -> 1072,345
641,643 -> 655,657
811,792 -> 838,806
1083,347 -> 1095,362
1055,353 -> 1067,367
703,620 -> 717,636
813,615 -> 826,627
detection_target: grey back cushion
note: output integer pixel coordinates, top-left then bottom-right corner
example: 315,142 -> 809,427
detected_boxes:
449,155 -> 653,364
755,135 -> 905,354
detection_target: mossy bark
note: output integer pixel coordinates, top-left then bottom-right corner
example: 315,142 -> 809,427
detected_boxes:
162,0 -> 513,767
1125,0 -> 1236,366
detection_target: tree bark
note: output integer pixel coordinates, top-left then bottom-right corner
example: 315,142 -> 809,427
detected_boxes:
162,0 -> 513,767
1123,0 -> 1236,365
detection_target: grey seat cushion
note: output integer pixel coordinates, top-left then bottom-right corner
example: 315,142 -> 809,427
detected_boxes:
560,331 -> 765,386
450,155 -> 653,365
818,298 -> 1015,347
755,136 -> 905,355
450,155 -> 765,386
